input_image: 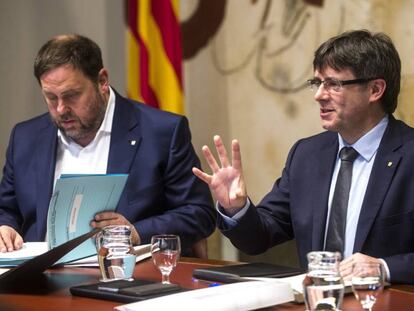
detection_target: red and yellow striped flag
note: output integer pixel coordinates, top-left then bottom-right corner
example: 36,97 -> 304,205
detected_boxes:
126,0 -> 184,114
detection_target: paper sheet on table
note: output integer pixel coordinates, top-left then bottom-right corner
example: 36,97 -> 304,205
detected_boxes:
115,279 -> 294,311
65,244 -> 152,267
0,268 -> 9,275
0,242 -> 48,267
247,273 -> 352,303
0,242 -> 151,268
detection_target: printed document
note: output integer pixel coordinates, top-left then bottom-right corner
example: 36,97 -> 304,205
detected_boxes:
115,279 -> 294,311
0,174 -> 128,267
47,174 -> 128,263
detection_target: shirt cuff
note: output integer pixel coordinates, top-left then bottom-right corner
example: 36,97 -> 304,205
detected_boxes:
216,199 -> 251,228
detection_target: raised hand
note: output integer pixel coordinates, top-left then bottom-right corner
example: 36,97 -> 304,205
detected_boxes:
192,135 -> 247,215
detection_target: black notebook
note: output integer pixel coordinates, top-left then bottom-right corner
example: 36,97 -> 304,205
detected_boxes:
193,262 -> 305,283
0,228 -> 100,290
70,279 -> 187,303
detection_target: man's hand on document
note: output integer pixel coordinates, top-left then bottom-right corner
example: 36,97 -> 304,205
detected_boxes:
0,225 -> 23,253
90,212 -> 140,245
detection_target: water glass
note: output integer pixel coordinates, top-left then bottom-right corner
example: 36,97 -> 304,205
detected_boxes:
96,225 -> 136,282
303,251 -> 344,311
151,234 -> 181,284
351,262 -> 384,311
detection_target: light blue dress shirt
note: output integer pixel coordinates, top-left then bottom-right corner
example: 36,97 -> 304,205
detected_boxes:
325,115 -> 388,259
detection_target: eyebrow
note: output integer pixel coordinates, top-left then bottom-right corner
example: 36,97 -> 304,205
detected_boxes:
42,87 -> 82,97
61,89 -> 81,96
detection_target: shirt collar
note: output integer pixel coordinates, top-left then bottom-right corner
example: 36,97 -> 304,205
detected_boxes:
338,115 -> 389,162
57,87 -> 116,150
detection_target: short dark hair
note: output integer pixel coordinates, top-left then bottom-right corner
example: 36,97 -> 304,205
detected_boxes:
34,34 -> 103,83
313,29 -> 401,114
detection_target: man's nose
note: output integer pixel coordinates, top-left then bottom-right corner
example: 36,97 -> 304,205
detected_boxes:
314,83 -> 329,101
56,100 -> 69,114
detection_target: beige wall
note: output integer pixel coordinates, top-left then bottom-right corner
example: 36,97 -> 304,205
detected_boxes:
0,0 -> 125,169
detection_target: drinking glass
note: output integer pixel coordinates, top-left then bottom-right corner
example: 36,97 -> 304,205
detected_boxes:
303,251 -> 344,311
351,262 -> 384,311
150,234 -> 181,284
96,225 -> 136,282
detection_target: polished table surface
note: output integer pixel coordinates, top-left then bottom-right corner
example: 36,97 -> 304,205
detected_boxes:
1,257 -> 414,311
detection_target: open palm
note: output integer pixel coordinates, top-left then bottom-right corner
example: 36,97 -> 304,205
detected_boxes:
193,135 -> 247,211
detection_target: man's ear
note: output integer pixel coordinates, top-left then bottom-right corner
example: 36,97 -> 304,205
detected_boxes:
98,68 -> 109,93
369,78 -> 386,102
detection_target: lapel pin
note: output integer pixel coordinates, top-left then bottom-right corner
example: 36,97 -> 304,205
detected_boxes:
387,161 -> 393,167
129,140 -> 136,146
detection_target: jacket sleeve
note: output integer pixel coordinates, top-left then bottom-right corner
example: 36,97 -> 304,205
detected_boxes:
130,117 -> 216,252
0,125 -> 23,232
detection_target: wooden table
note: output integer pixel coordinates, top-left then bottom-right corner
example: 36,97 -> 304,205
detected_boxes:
1,257 -> 414,311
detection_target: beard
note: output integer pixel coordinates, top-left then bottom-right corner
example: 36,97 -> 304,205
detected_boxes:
53,89 -> 107,144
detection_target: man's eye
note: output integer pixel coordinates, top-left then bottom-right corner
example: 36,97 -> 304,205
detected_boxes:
64,93 -> 79,101
46,96 -> 58,103
312,80 -> 322,87
324,80 -> 338,88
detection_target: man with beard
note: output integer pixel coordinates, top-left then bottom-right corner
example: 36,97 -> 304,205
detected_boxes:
0,35 -> 215,255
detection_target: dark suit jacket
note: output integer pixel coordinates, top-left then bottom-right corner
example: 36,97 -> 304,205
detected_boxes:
220,115 -> 414,284
0,91 -> 215,252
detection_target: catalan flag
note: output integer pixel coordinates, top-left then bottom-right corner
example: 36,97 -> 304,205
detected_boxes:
126,0 -> 184,115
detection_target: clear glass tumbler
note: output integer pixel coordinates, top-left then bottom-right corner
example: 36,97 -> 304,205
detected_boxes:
303,251 -> 345,311
96,225 -> 136,282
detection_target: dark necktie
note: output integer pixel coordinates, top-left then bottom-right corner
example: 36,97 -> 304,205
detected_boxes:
325,147 -> 359,254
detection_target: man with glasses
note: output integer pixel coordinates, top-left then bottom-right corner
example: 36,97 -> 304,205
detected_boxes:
193,30 -> 414,284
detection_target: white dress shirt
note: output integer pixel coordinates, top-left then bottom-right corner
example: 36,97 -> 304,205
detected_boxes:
53,87 -> 116,185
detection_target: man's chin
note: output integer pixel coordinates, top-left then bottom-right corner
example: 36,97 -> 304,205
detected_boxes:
321,122 -> 339,133
59,128 -> 80,140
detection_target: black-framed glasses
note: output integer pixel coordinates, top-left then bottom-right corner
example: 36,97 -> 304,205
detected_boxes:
307,77 -> 379,93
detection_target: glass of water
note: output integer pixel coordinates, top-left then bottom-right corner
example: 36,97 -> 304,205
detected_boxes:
303,251 -> 344,311
151,234 -> 181,284
96,225 -> 137,282
351,262 -> 384,311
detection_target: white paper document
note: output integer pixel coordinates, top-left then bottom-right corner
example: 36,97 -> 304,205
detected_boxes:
0,242 -> 151,268
115,279 -> 294,311
0,174 -> 128,267
252,273 -> 352,303
65,244 -> 152,267
0,242 -> 48,267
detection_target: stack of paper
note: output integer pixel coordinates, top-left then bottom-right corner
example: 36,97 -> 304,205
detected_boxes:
269,273 -> 307,302
115,279 -> 294,311
0,174 -> 129,267
0,242 -> 48,267
248,273 -> 353,303
65,244 -> 152,267
0,243 -> 151,268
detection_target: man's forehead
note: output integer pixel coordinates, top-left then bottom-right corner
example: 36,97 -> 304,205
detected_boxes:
40,64 -> 86,81
40,65 -> 88,90
314,67 -> 355,79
